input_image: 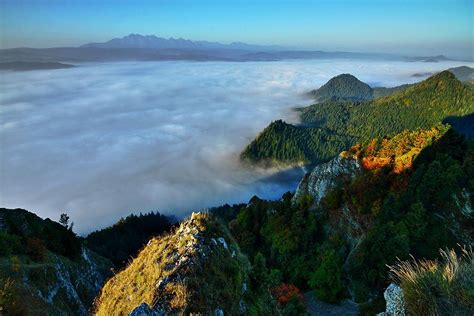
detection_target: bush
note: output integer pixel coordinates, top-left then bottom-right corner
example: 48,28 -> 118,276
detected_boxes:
388,246 -> 474,315
0,231 -> 22,256
271,283 -> 305,307
309,249 -> 344,303
280,295 -> 308,316
321,188 -> 343,210
0,278 -> 25,314
26,238 -> 47,262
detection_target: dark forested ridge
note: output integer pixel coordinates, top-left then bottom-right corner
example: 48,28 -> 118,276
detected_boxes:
240,119 -> 353,166
85,212 -> 173,268
242,70 -> 474,165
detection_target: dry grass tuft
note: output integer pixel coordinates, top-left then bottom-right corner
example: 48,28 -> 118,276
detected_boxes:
388,246 -> 474,315
167,281 -> 189,310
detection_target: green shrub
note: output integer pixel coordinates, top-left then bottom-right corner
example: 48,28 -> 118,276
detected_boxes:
0,231 -> 22,256
26,238 -> 47,262
309,249 -> 344,303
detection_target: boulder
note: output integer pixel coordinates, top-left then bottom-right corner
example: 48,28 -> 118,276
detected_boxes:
377,283 -> 406,316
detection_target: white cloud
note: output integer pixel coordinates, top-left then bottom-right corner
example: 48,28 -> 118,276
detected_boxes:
0,59 -> 472,234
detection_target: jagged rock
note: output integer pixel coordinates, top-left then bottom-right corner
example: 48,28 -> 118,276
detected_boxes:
242,282 -> 247,293
292,155 -> 360,205
239,299 -> 247,313
377,283 -> 406,316
456,190 -> 473,218
217,237 -> 228,249
129,303 -> 165,316
156,276 -> 170,290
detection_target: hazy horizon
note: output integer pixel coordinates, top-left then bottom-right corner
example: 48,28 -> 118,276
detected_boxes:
1,0 -> 472,60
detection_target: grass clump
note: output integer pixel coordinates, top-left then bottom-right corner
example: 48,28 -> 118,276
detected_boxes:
388,246 -> 474,315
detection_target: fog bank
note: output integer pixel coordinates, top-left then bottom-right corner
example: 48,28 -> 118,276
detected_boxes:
1,59 -> 471,234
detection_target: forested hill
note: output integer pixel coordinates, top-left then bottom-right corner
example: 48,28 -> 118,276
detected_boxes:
0,208 -> 113,315
222,126 -> 474,314
310,73 -> 373,101
241,70 -> 474,165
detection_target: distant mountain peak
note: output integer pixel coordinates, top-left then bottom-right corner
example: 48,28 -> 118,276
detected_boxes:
80,33 -> 282,51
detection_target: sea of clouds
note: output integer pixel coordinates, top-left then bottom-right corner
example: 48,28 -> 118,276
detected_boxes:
0,59 -> 472,234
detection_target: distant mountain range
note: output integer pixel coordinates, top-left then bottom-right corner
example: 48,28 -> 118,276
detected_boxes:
0,61 -> 75,71
0,33 -> 464,66
81,33 -> 283,51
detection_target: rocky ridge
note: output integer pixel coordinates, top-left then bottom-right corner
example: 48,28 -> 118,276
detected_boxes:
0,208 -> 112,315
95,212 -> 253,315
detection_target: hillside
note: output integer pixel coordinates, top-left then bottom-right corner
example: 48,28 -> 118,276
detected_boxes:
240,119 -> 353,166
310,74 -> 374,101
311,66 -> 473,101
225,126 -> 473,314
447,66 -> 474,82
94,212 -> 277,315
242,71 -> 474,165
2,127 -> 472,315
0,208 -> 112,315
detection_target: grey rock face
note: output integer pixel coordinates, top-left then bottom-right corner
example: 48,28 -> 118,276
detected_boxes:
217,237 -> 228,249
292,155 -> 360,205
377,283 -> 406,316
214,308 -> 224,316
129,303 -> 166,316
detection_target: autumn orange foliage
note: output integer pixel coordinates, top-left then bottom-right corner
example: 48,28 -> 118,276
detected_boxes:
361,156 -> 392,170
355,125 -> 447,173
271,283 -> 305,306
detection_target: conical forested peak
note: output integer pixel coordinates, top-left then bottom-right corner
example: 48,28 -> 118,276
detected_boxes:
311,73 -> 373,101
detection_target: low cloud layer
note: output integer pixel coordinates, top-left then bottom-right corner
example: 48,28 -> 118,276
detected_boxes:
0,59 -> 471,234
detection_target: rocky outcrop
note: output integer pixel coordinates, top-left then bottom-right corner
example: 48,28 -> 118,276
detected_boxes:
3,247 -> 112,315
129,303 -> 165,316
0,208 -> 112,315
96,212 -> 252,315
292,154 -> 360,205
377,283 -> 406,316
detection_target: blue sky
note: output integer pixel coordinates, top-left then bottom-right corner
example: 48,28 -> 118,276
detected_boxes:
1,0 -> 472,58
